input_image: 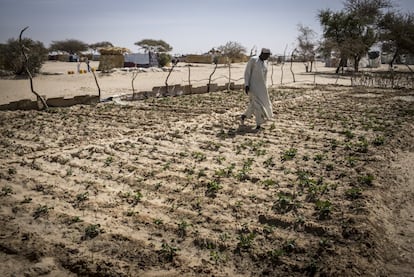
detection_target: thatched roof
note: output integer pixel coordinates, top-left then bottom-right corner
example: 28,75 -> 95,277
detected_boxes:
99,47 -> 131,55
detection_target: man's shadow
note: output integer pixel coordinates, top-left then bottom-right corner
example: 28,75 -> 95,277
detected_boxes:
216,125 -> 260,139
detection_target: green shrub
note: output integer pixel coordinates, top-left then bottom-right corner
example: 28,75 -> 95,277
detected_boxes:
0,38 -> 47,75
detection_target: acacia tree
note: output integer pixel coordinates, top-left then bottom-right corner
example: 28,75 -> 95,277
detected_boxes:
134,39 -> 172,67
378,11 -> 414,68
217,41 -> 246,91
49,39 -> 88,54
89,41 -> 113,52
297,24 -> 317,72
319,0 -> 391,72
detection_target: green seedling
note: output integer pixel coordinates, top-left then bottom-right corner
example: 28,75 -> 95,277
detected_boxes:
160,243 -> 179,262
281,148 -> 297,162
358,174 -> 374,186
1,186 -> 13,196
8,167 -> 16,175
262,179 -> 278,189
21,196 -> 32,204
235,158 -> 254,181
263,156 -> 275,168
315,200 -> 332,219
206,180 -> 222,197
237,232 -> 256,250
33,205 -> 52,219
104,156 -> 113,167
76,192 -> 89,202
343,130 -> 354,140
372,136 -> 385,146
274,192 -> 299,213
345,187 -> 363,199
191,151 -> 206,162
177,220 -> 190,238
84,224 -> 102,239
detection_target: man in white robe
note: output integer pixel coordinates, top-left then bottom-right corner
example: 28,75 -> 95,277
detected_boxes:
241,48 -> 273,130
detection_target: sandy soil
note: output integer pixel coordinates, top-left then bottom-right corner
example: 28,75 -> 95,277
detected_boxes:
0,62 -> 413,276
0,61 -> 348,105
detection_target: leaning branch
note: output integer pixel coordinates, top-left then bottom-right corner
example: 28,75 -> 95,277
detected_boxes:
19,26 -> 48,110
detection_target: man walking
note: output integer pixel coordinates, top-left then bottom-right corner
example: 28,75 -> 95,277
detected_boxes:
241,48 -> 273,130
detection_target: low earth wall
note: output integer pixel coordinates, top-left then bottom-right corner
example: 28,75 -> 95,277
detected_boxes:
0,83 -> 244,110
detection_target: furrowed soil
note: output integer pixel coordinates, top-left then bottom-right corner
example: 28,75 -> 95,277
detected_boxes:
0,85 -> 413,276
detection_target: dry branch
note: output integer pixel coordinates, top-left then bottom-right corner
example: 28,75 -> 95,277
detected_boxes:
19,26 -> 48,110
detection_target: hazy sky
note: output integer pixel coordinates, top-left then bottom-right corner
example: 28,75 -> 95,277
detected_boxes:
0,0 -> 413,55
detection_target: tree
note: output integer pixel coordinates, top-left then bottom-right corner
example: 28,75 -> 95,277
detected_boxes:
49,39 -> 88,54
297,24 -> 317,72
0,37 -> 47,75
217,41 -> 246,63
158,53 -> 172,67
134,39 -> 172,52
378,11 -> 414,68
319,0 -> 391,72
217,41 -> 247,91
89,41 -> 113,52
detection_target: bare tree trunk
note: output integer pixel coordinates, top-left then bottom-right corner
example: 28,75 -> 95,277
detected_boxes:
227,59 -> 231,92
165,61 -> 178,95
280,45 -> 287,85
290,48 -> 297,83
271,61 -> 274,86
19,27 -> 48,110
131,68 -> 138,94
91,67 -> 101,99
208,62 -> 218,92
187,64 -> 192,89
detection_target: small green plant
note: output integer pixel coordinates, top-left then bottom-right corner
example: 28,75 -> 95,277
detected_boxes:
315,200 -> 332,219
8,167 -> 17,175
206,180 -> 222,197
237,232 -> 256,250
210,250 -> 226,265
104,156 -> 114,167
154,218 -> 163,225
66,167 -> 73,176
343,130 -> 354,140
282,239 -> 296,254
345,187 -> 363,199
215,163 -> 235,178
274,192 -> 299,213
358,174 -> 374,186
346,156 -> 357,167
20,196 -> 32,204
267,248 -> 285,263
159,243 -> 179,262
191,151 -> 206,162
262,179 -> 278,189
177,220 -> 190,238
263,156 -> 275,168
325,163 -> 334,171
33,205 -> 52,219
281,148 -> 297,162
76,192 -> 89,202
1,186 -> 13,196
84,224 -> 102,239
235,158 -> 254,181
69,216 -> 82,224
313,154 -> 324,163
372,136 -> 385,146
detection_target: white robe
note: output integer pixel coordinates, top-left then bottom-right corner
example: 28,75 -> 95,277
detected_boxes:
244,57 -> 273,126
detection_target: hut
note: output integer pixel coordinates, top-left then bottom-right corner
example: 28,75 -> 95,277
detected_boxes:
98,47 -> 130,71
